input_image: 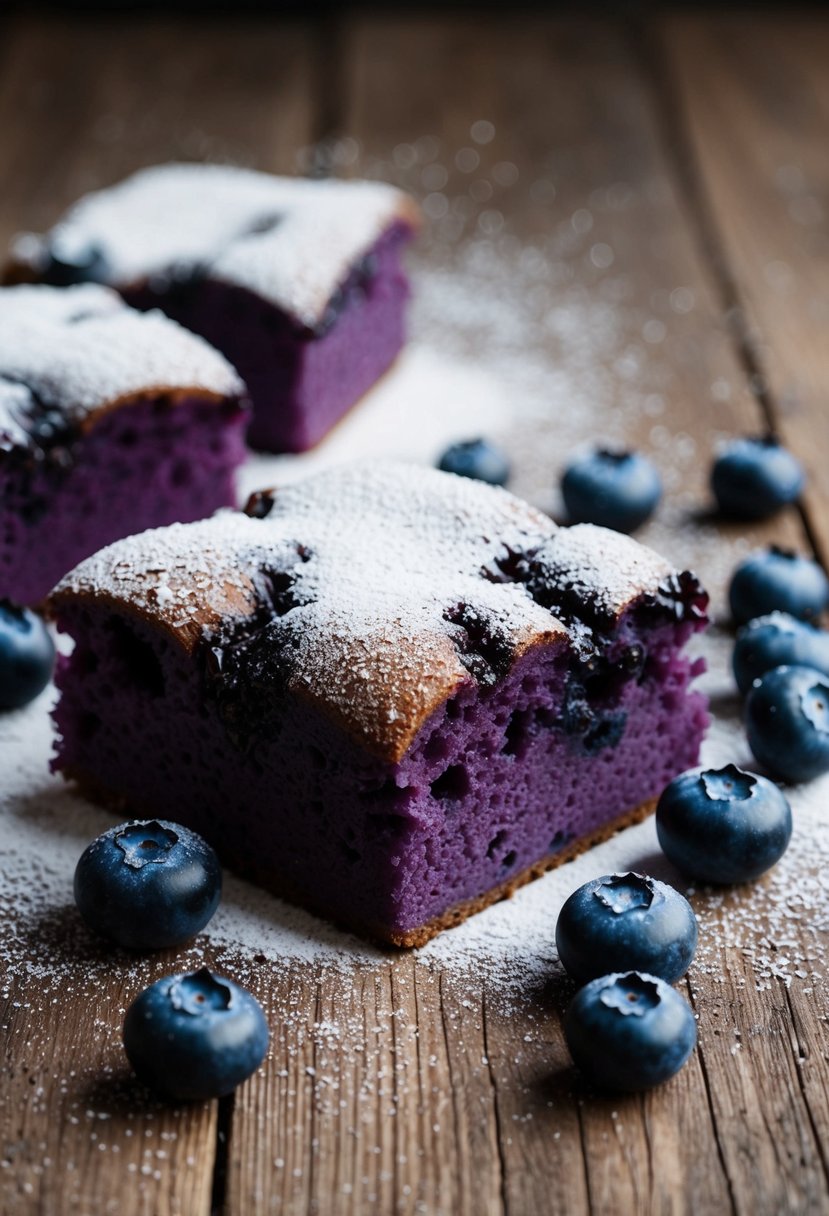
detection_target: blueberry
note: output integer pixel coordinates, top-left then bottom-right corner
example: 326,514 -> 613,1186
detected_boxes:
74,819 -> 222,950
564,971 -> 696,1092
438,439 -> 510,486
733,612 -> 829,695
745,665 -> 829,784
0,600 -> 55,710
42,227 -> 109,286
556,872 -> 697,985
656,764 -> 792,881
711,435 -> 805,520
123,968 -> 269,1101
561,447 -> 661,534
729,547 -> 829,625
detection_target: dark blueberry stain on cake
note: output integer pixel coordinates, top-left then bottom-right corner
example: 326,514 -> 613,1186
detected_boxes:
0,374 -> 79,492
442,602 -> 515,686
312,252 -> 380,339
203,549 -> 312,752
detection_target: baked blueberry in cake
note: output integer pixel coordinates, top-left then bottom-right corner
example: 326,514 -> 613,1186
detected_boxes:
0,284 -> 247,605
48,462 -> 709,946
5,164 -> 419,454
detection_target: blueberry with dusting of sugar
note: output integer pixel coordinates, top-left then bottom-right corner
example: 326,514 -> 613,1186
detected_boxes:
561,447 -> 661,534
74,819 -> 222,950
41,228 -> 110,287
729,547 -> 829,625
564,971 -> 696,1091
0,600 -> 55,710
656,764 -> 792,881
123,968 -> 269,1101
711,435 -> 804,520
438,439 -> 510,486
556,872 -> 697,985
745,666 -> 829,784
733,612 -> 829,695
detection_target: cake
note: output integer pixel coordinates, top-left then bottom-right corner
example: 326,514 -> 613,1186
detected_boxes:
0,284 -> 247,605
48,462 -> 709,946
5,164 -> 419,454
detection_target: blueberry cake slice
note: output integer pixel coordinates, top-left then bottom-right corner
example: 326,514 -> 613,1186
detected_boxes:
49,462 -> 709,946
0,284 -> 247,605
5,164 -> 419,454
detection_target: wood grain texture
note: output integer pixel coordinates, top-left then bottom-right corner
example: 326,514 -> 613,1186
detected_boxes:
340,14 -> 807,601
1,12 -> 829,1216
661,15 -> 829,563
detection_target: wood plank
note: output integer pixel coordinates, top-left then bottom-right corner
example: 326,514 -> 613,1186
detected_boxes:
0,13 -> 315,251
0,14 -> 316,1216
0,955 -> 219,1216
662,15 -> 829,563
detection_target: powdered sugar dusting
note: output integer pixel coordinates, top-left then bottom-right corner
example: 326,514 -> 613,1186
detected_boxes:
11,164 -> 416,327
53,460 -> 696,760
0,283 -> 243,442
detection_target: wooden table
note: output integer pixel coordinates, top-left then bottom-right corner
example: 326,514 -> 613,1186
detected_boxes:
1,10 -> 828,1215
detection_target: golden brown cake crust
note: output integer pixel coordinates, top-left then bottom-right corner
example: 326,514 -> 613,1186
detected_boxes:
49,462 -> 705,764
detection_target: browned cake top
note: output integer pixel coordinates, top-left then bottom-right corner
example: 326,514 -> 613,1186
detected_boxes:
50,461 -> 704,762
0,284 -> 245,455
7,164 -> 420,328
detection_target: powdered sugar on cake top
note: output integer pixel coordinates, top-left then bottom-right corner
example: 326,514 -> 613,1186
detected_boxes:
52,461 -> 701,761
12,164 -> 418,328
0,283 -> 244,446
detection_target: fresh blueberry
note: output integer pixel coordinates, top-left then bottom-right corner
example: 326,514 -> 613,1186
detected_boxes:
561,447 -> 661,534
711,435 -> 804,520
74,819 -> 222,950
656,764 -> 792,881
729,547 -> 829,625
437,439 -> 510,486
564,971 -> 696,1092
556,872 -> 697,985
123,968 -> 269,1101
42,228 -> 109,286
745,665 -> 829,784
733,612 -> 829,695
0,600 -> 55,710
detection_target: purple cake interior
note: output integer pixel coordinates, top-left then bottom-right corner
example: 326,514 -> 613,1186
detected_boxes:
6,165 -> 419,454
2,394 -> 245,606
0,284 -> 247,605
126,223 -> 412,454
49,463 -> 709,946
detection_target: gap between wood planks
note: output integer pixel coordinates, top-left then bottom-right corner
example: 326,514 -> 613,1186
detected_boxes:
631,15 -> 827,570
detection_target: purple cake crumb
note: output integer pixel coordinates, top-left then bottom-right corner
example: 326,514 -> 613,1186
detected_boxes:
6,165 -> 419,454
0,284 -> 248,604
49,463 -> 709,946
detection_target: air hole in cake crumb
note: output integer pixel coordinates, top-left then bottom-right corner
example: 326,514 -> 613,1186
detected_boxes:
170,461 -> 192,488
108,619 -> 165,697
502,709 -> 531,758
486,830 -> 507,859
423,733 -> 450,764
502,850 -> 517,869
445,698 -> 462,721
430,764 -> 470,802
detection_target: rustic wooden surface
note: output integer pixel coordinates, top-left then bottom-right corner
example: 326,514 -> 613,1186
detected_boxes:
1,11 -> 828,1216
